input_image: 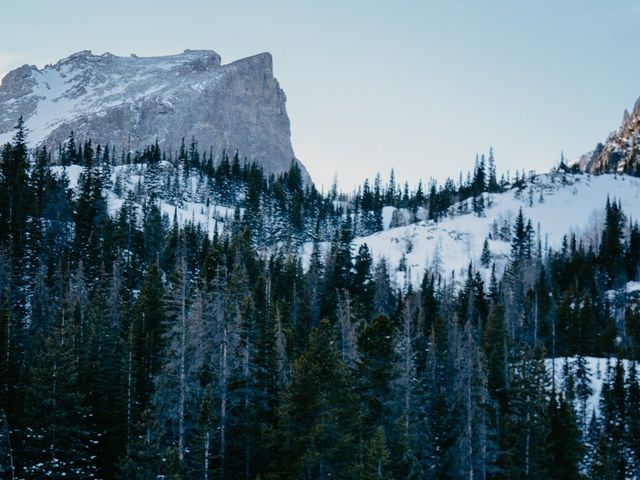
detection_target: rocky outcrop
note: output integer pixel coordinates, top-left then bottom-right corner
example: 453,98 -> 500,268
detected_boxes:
578,97 -> 640,175
0,49 -> 310,181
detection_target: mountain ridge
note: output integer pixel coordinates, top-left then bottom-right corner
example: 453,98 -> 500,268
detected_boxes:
0,49 -> 310,181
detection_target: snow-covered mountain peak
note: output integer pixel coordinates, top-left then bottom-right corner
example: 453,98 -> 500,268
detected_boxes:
49,49 -> 224,75
0,49 -> 308,180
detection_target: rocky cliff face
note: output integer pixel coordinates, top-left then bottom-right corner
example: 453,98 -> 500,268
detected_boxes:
0,49 -> 310,180
577,97 -> 640,175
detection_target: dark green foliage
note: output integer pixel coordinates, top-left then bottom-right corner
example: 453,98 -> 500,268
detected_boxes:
362,426 -> 393,479
481,238 -> 491,268
3,127 -> 640,479
545,393 -> 583,480
600,198 -> 625,287
22,315 -> 96,478
500,347 -> 550,480
276,320 -> 361,479
484,303 -> 508,410
132,262 -> 166,411
357,314 -> 397,438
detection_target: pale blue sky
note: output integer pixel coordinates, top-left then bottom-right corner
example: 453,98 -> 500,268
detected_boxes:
1,0 -> 640,189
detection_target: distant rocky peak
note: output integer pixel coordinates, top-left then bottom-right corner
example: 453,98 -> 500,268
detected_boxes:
578,96 -> 640,175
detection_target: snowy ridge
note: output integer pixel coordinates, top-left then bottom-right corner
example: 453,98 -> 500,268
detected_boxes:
317,173 -> 640,287
0,50 -> 223,146
54,161 -> 640,289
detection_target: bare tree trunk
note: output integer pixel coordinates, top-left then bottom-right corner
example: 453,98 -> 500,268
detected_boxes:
480,391 -> 487,480
337,291 -> 357,368
178,266 -> 187,463
525,391 -> 531,478
551,314 -> 556,391
51,359 -> 58,462
401,300 -> 414,434
220,323 -> 228,479
274,309 -> 288,390
3,314 -> 9,396
533,292 -> 538,347
467,371 -> 474,480
0,410 -> 15,480
204,431 -> 210,480
126,324 -> 133,448
52,308 -> 65,463
243,328 -> 250,480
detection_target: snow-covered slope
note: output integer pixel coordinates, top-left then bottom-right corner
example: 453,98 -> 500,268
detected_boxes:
546,356 -> 636,423
327,173 -> 640,286
0,50 -> 309,180
53,163 -> 238,238
54,160 -> 640,289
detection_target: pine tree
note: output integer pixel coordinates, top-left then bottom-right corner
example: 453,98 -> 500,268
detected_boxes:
21,310 -> 96,478
0,118 -> 31,278
322,222 -> 353,318
74,140 -> 107,271
145,140 -> 164,198
0,409 -> 16,480
484,302 -> 508,411
357,314 -> 397,441
574,355 -> 593,430
336,291 -> 359,369
590,431 -> 615,479
626,362 -> 640,475
83,266 -> 127,478
276,319 -> 361,479
451,318 -> 494,479
63,131 -> 77,166
155,258 -> 191,466
132,262 -> 166,412
598,359 -> 628,478
362,426 -> 393,479
0,247 -> 25,425
353,243 -> 374,313
191,384 -> 215,480
480,238 -> 491,268
392,297 -> 420,479
424,312 -> 456,479
372,259 -> 395,318
626,222 -> 640,281
501,346 -> 550,480
545,393 -> 583,480
118,409 -> 163,480
600,197 -> 625,287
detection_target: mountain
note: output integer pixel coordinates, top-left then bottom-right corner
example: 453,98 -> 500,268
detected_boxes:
577,97 -> 640,175
4,72 -> 640,478
0,49 -> 310,180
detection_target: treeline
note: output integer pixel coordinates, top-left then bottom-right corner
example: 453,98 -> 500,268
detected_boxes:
50,130 -> 515,244
1,119 -> 640,479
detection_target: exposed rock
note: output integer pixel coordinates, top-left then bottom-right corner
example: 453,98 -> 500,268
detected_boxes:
578,96 -> 640,175
0,49 -> 310,181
